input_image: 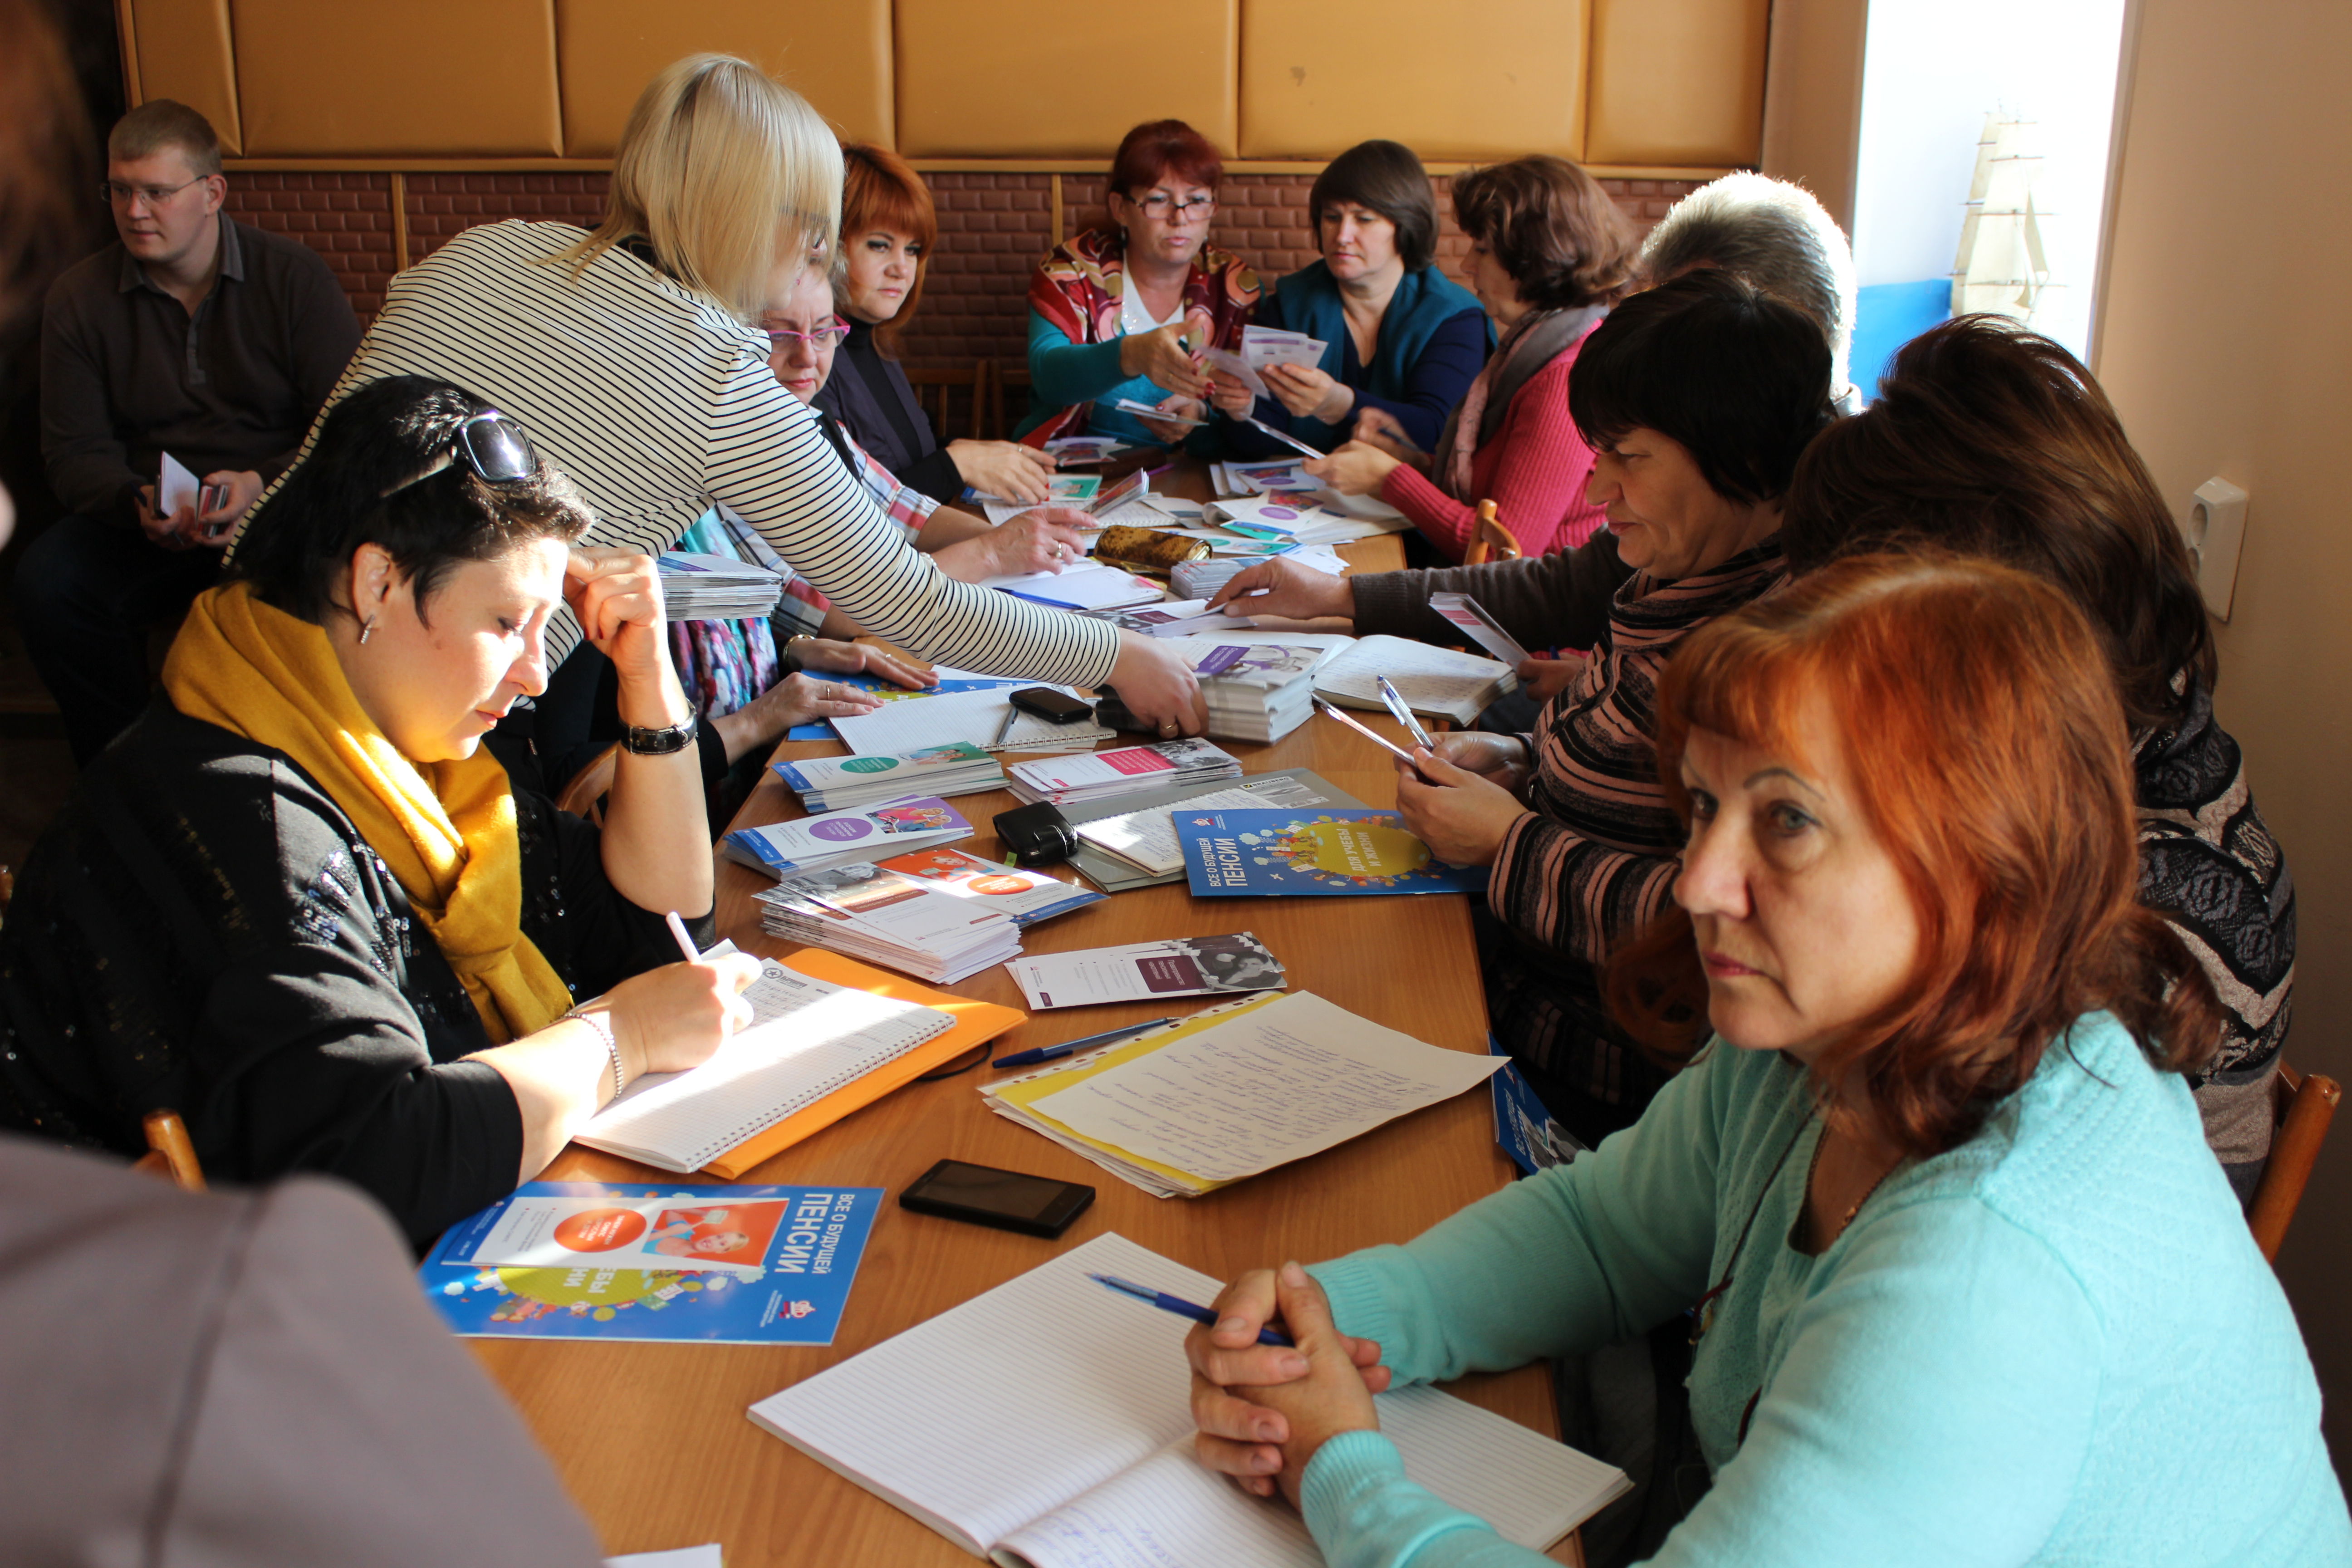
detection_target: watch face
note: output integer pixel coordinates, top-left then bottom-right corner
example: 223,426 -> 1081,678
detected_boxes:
623,720 -> 695,755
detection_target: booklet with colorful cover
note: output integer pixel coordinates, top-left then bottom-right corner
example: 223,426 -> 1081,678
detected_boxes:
419,1181 -> 881,1345
720,796 -> 974,879
1174,808 -> 1489,897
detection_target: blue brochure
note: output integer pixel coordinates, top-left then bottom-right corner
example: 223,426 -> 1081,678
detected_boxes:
1488,1036 -> 1589,1176
1173,807 -> 1489,897
418,1181 -> 881,1344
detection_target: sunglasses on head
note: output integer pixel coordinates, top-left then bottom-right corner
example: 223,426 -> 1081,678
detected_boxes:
379,411 -> 538,497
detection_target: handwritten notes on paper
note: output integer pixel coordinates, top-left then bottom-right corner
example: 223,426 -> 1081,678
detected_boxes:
1027,992 -> 1503,1182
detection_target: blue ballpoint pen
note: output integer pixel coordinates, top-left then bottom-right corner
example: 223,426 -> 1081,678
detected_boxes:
1089,1273 -> 1295,1347
991,1016 -> 1176,1069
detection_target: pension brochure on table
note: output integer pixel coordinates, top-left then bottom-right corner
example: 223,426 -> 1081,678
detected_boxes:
721,796 -> 974,879
421,1181 -> 882,1345
1005,932 -> 1286,1011
774,742 -> 1006,811
1005,737 -> 1242,807
982,990 -> 1508,1196
746,1231 -> 1626,1566
1063,766 -> 1368,890
1177,807 -> 1489,897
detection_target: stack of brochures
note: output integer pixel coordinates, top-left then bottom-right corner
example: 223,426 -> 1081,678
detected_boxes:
774,742 -> 1006,811
721,796 -> 973,880
1003,933 -> 1286,1011
1169,557 -> 1251,601
761,844 -> 1100,934
1315,635 -> 1519,728
1070,772 -> 1359,882
982,991 -> 1506,1198
1169,637 -> 1338,742
1005,739 -> 1241,808
1074,599 -> 1242,638
755,861 -> 1024,985
1206,494 -> 1410,544
656,551 -> 784,621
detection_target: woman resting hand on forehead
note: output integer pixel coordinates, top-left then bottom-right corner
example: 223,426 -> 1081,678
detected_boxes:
1182,555 -> 2351,1568
0,378 -> 764,1246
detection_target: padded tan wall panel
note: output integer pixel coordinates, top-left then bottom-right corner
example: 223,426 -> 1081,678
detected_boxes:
1240,0 -> 1588,162
231,0 -> 563,156
1586,0 -> 1769,166
126,0 -> 244,154
895,0 -> 1237,159
554,0 -> 893,158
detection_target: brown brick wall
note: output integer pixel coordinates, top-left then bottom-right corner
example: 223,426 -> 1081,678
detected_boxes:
225,169 -> 1704,372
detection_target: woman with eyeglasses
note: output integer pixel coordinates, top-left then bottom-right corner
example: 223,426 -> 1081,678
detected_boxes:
1214,140 -> 1491,461
1019,119 -> 1260,451
0,377 -> 766,1248
246,56 -> 1209,741
1180,554 -> 2351,1568
813,143 -> 1060,507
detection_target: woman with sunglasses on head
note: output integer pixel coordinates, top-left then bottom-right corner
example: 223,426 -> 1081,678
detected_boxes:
1182,554 -> 2350,1568
1781,316 -> 2294,1204
1019,119 -> 1260,451
1215,140 -> 1491,462
813,143 -> 1060,507
245,56 -> 1207,741
0,377 -> 765,1248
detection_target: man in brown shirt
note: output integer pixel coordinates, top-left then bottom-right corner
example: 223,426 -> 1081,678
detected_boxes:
20,99 -> 360,764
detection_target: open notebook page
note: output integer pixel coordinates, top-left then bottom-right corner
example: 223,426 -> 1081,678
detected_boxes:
1315,637 -> 1515,719
573,961 -> 952,1172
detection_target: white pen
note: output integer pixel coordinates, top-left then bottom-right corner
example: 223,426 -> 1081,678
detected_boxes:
663,909 -> 701,964
1375,676 -> 1436,750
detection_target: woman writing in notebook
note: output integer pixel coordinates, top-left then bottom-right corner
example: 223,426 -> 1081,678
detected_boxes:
1183,555 -> 2351,1566
0,379 -> 763,1246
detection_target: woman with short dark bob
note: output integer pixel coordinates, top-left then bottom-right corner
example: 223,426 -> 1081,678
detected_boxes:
1216,139 -> 1490,458
1392,270 -> 1833,1146
1782,315 -> 2294,1200
1183,554 -> 2350,1567
0,377 -> 760,1245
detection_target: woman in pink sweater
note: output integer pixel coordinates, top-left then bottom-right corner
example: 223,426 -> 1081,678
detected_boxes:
1303,157 -> 1639,560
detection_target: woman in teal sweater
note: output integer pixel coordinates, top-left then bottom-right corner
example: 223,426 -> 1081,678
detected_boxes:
1185,555 -> 2350,1567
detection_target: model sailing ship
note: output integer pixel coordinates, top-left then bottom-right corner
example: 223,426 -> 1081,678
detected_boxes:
1952,113 -> 2059,325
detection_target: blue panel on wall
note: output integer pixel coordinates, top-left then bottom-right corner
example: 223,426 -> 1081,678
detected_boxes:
1851,279 -> 1954,402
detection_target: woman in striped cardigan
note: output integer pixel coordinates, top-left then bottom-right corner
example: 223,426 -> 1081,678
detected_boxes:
1394,272 -> 1838,1147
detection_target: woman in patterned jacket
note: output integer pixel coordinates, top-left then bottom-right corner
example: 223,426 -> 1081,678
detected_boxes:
1781,314 -> 2292,1202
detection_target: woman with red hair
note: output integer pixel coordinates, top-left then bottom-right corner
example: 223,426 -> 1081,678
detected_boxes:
814,143 -> 1060,506
1178,554 -> 2349,1566
1018,119 -> 1259,449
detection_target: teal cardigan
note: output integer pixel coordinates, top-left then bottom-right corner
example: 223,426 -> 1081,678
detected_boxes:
1237,260 -> 1490,455
1303,1014 -> 2350,1567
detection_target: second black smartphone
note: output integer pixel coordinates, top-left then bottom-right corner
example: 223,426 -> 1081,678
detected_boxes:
899,1159 -> 1096,1239
1008,686 -> 1096,725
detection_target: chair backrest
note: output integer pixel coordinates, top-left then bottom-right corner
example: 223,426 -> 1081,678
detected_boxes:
989,362 -> 1033,442
2249,1062 -> 2341,1262
554,742 -> 621,827
1463,500 -> 1523,567
906,363 -> 986,444
130,1108 -> 206,1192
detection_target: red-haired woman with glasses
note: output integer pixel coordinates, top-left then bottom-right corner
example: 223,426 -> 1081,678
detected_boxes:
1179,554 -> 2349,1567
1019,119 -> 1260,450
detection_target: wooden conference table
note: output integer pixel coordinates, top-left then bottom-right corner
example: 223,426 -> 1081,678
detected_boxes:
478,495 -> 1577,1563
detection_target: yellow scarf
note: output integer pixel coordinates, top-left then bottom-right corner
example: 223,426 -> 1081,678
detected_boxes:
162,581 -> 573,1044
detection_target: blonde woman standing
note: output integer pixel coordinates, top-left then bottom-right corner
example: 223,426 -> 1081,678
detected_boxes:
245,56 -> 1206,736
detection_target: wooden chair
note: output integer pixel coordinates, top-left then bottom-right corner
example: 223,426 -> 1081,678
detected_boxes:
2248,1062 -> 2341,1262
554,742 -> 622,828
988,362 -> 1034,441
131,1108 -> 206,1191
1463,500 -> 1523,566
906,363 -> 986,444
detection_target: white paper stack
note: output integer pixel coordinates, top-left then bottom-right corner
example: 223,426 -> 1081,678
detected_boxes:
720,796 -> 975,880
1315,635 -> 1520,727
1170,558 -> 1251,601
976,561 -> 1169,612
656,551 -> 785,621
773,742 -> 1005,811
1163,637 -> 1337,743
754,862 -> 1023,985
1004,739 -> 1242,808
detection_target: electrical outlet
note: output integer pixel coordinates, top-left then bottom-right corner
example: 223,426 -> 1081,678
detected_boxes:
2185,477 -> 2249,620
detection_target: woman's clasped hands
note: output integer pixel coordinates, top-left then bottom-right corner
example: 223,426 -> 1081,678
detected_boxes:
1395,733 -> 1534,868
1186,1263 -> 1390,1506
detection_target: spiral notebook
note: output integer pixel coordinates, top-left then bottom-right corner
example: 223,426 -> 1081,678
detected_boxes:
573,958 -> 955,1173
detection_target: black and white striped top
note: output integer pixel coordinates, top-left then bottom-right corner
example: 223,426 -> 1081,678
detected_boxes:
270,220 -> 1121,681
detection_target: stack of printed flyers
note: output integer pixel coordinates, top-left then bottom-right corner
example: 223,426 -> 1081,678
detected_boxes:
655,551 -> 784,620
1075,598 -> 1243,638
773,742 -> 1004,811
721,796 -> 972,879
1163,635 -> 1345,742
418,1180 -> 882,1345
1005,738 -> 1241,807
1200,323 -> 1328,399
1069,769 -> 1367,885
1207,492 -> 1408,544
747,1232 -> 1629,1565
984,990 -> 1507,1197
755,846 -> 1102,983
1315,634 -> 1519,727
1004,932 -> 1289,1012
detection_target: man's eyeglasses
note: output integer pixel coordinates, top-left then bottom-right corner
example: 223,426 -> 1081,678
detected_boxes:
98,176 -> 206,209
380,411 -> 538,497
763,318 -> 851,351
1129,193 -> 1216,220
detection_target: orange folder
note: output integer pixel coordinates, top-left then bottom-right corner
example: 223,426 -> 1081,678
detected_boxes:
698,949 -> 1026,1180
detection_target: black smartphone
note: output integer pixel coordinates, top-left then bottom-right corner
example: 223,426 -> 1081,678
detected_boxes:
899,1159 -> 1096,1239
1008,686 -> 1096,725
